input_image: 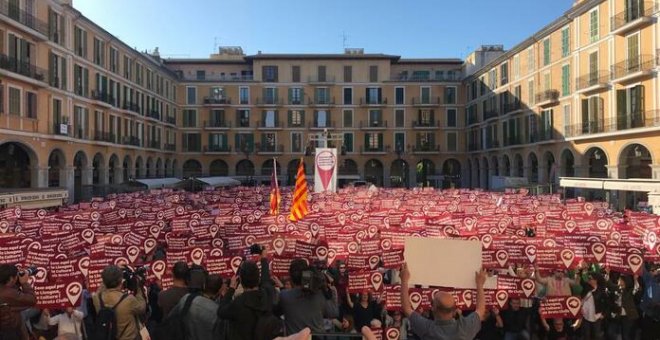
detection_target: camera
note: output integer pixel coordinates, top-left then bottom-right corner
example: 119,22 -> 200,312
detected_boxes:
301,268 -> 328,295
19,266 -> 38,277
122,265 -> 149,293
249,244 -> 264,255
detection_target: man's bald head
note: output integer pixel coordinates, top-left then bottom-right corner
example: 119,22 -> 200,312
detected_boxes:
432,291 -> 457,319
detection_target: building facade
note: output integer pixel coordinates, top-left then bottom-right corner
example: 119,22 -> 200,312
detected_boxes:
0,0 -> 658,207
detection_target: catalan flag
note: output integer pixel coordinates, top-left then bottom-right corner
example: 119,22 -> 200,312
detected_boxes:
269,158 -> 281,215
289,157 -> 309,221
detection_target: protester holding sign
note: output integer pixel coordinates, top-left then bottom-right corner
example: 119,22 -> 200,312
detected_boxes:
400,262 -> 486,339
0,264 -> 37,340
42,307 -> 84,340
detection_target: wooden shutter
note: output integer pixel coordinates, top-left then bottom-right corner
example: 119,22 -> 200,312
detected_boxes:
617,89 -> 627,117
300,110 -> 305,125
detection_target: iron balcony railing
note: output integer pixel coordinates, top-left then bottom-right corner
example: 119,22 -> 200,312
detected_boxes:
166,116 -> 176,125
502,102 -> 523,114
565,110 -> 660,137
360,120 -> 388,128
204,145 -> 231,152
359,97 -> 387,106
148,140 -> 161,149
258,120 -> 281,128
576,70 -> 611,90
122,136 -> 141,147
393,73 -> 462,82
93,131 -> 115,143
412,96 -> 441,105
203,97 -> 231,105
257,144 -> 284,153
360,145 -> 388,153
485,140 -> 500,149
611,1 -> 658,31
146,110 -> 161,120
307,75 -> 336,83
164,143 -> 176,151
413,144 -> 441,152
91,90 -> 115,105
52,123 -> 70,136
504,136 -> 522,146
0,0 -> 49,36
255,97 -> 283,106
308,121 -> 335,129
412,120 -> 440,128
122,101 -> 140,113
611,55 -> 658,80
535,90 -> 559,104
308,96 -> 336,106
204,120 -> 231,128
483,110 -> 499,120
0,53 -> 47,82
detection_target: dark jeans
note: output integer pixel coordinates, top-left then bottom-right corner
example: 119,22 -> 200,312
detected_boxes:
582,319 -> 604,340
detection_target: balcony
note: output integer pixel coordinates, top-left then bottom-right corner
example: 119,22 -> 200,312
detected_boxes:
467,114 -> 478,126
91,90 -> 115,106
535,90 -> 559,107
0,53 -> 47,84
203,97 -> 231,105
182,145 -> 202,152
504,136 -> 522,147
412,97 -> 441,106
307,75 -> 336,84
164,143 -> 176,152
360,145 -> 388,155
146,110 -> 161,121
611,2 -> 658,35
611,55 -> 658,83
392,73 -> 462,82
204,145 -> 232,153
485,140 -> 500,149
177,73 -> 254,82
412,120 -> 440,129
73,127 -> 88,140
122,101 -> 140,113
359,120 -> 388,130
52,123 -> 70,137
412,144 -> 440,154
576,71 -> 611,94
257,144 -> 284,154
258,120 -> 282,130
308,121 -> 335,130
204,120 -> 231,129
468,143 -> 479,152
288,98 -> 304,105
0,0 -> 49,38
308,97 -> 335,106
93,131 -> 115,143
564,111 -> 660,138
122,136 -> 141,147
256,97 -> 283,106
483,110 -> 499,121
148,140 -> 161,149
502,102 -> 523,114
166,116 -> 176,125
359,97 -> 388,106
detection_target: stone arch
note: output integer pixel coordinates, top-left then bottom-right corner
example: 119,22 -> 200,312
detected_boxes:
236,159 -> 255,177
48,149 -> 67,188
164,159 -> 172,177
365,159 -> 384,186
542,151 -> 556,184
108,154 -> 119,185
182,159 -> 203,178
261,159 -> 282,176
441,158 -> 461,188
122,155 -> 132,182
73,151 -> 90,202
513,154 -> 524,177
0,141 -> 38,188
390,159 -> 409,188
527,152 -> 539,184
92,153 -> 105,185
416,159 -> 435,187
585,147 -> 608,179
146,157 -> 154,178
135,156 -> 145,179
155,158 -> 163,177
209,159 -> 229,176
502,154 -> 511,176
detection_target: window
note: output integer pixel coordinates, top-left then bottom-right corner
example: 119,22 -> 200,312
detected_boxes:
343,133 -> 353,152
543,38 -> 551,66
447,108 -> 457,127
563,104 -> 571,135
317,65 -> 326,82
589,51 -> 599,79
289,110 -> 304,127
616,85 -> 644,129
442,132 -> 455,152
627,33 -> 640,61
416,132 -> 435,149
527,47 -> 535,73
263,87 -> 278,104
8,87 -> 20,116
94,110 -> 104,133
315,88 -> 329,104
291,132 -> 302,153
240,87 -> 249,105
365,133 -> 382,150
263,110 -> 276,127
182,133 -> 201,152
561,64 -> 570,96
52,98 -> 62,125
237,110 -> 250,128
543,72 -> 551,92
109,47 -> 118,73
589,9 -> 599,43
500,63 -> 508,86
260,133 -> 277,151
528,79 -> 535,105
488,69 -> 497,89
182,109 -> 197,127
74,106 -> 88,139
210,87 -> 225,100
421,87 -> 431,104
418,109 -> 434,125
561,27 -> 570,58
343,66 -> 352,82
48,8 -> 64,44
93,37 -> 105,67
412,71 -> 430,80
513,55 -> 520,80
292,66 -> 300,82
369,65 -> 378,82
186,87 -> 197,105
210,109 -> 225,126
368,110 -> 382,126
25,92 -> 36,118
581,96 -> 604,133
444,87 -> 456,104
262,66 -> 278,82
343,88 -> 352,105
395,87 -> 405,105
49,52 -> 67,90
123,55 -> 132,79
315,110 -> 328,127
74,64 -> 89,97
343,110 -> 353,128
540,109 -> 553,140
395,109 -> 405,128
514,86 -> 522,109
289,87 -> 303,105
394,132 -> 405,151
366,88 -> 382,104
196,70 -> 205,80
208,133 -> 228,148
74,26 -> 87,58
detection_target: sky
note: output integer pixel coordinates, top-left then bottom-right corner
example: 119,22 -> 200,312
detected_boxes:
72,0 -> 575,59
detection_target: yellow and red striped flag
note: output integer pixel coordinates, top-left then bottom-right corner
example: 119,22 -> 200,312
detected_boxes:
269,158 -> 281,215
289,157 -> 309,221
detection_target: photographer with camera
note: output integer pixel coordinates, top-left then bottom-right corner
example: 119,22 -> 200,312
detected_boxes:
91,265 -> 146,340
0,264 -> 37,340
217,244 -> 280,340
275,258 -> 339,335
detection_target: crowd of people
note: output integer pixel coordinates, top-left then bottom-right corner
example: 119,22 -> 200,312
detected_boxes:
0,186 -> 659,340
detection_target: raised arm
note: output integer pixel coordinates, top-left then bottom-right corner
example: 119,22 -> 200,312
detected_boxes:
475,268 -> 487,321
400,263 -> 413,317
345,290 -> 354,309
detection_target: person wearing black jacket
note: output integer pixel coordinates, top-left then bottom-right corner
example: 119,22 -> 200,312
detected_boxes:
217,247 -> 278,340
578,272 -> 610,340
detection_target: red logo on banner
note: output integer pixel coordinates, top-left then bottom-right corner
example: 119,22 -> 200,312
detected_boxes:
315,150 -> 336,191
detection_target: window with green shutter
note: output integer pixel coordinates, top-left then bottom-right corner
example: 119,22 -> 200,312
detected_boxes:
561,27 -> 570,57
561,64 -> 570,96
590,10 -> 599,43
343,133 -> 353,152
543,39 -> 551,66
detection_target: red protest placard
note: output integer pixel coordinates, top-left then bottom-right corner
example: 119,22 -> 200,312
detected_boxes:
33,276 -> 85,309
347,271 -> 384,293
539,296 -> 582,319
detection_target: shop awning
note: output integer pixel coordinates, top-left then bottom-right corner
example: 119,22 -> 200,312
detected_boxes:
133,178 -> 182,189
560,177 -> 660,192
195,177 -> 241,188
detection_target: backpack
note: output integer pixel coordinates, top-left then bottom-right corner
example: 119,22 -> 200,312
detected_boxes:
154,294 -> 198,340
253,310 -> 283,340
88,292 -> 129,340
